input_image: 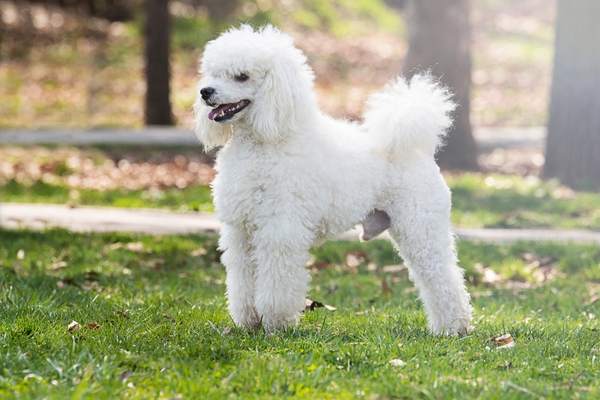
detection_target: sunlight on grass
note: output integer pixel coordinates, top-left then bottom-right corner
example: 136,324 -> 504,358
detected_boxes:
448,173 -> 600,230
0,180 -> 214,212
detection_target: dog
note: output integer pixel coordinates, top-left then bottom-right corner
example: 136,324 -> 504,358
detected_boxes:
194,25 -> 472,335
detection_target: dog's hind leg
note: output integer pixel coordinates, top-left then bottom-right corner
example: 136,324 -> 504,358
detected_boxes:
385,179 -> 472,335
220,224 -> 261,329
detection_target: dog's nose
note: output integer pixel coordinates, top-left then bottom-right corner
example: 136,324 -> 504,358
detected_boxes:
200,87 -> 215,100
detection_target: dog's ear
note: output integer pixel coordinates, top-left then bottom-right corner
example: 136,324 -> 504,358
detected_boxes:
247,59 -> 298,143
193,93 -> 232,151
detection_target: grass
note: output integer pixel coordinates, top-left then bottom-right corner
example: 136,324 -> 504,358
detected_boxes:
3,173 -> 600,229
0,179 -> 214,213
448,174 -> 600,230
1,228 -> 599,398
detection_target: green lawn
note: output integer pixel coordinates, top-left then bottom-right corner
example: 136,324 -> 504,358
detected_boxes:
1,229 -> 599,398
448,174 -> 600,230
0,179 -> 214,213
3,173 -> 600,229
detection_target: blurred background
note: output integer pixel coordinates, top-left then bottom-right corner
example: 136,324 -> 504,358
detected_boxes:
0,0 -> 599,229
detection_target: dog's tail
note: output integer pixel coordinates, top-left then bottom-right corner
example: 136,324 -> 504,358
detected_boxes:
362,74 -> 456,158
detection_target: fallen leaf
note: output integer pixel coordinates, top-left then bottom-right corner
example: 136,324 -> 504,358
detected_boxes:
49,260 -> 68,271
492,333 -> 515,349
389,359 -> 406,367
304,298 -> 336,312
67,320 -> 81,333
474,263 -> 502,285
191,247 -> 207,257
382,264 -> 406,274
81,281 -> 101,292
305,298 -> 324,311
126,242 -> 145,252
105,243 -> 124,251
86,322 -> 101,330
105,242 -> 145,253
586,295 -> 599,306
142,258 -> 165,269
345,251 -> 367,269
521,252 -> 556,268
307,260 -> 332,271
57,277 -> 77,289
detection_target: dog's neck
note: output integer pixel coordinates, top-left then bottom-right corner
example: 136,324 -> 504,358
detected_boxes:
229,110 -> 320,148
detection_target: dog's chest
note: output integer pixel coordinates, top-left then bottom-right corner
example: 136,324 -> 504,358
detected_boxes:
212,145 -> 274,226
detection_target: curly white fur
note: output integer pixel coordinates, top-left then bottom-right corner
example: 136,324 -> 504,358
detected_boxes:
194,25 -> 472,335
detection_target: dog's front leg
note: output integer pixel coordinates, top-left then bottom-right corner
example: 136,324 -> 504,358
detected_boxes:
220,224 -> 261,329
251,221 -> 312,333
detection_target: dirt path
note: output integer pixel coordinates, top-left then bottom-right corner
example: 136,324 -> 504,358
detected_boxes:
2,203 -> 598,244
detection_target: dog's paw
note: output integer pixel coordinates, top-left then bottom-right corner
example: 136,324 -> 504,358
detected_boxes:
261,313 -> 300,334
429,316 -> 472,337
231,307 -> 262,330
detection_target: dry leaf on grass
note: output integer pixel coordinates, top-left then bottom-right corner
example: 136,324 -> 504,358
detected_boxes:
345,251 -> 367,269
382,264 -> 407,274
389,359 -> 406,367
492,333 -> 515,349
191,247 -> 207,257
125,242 -> 145,252
521,252 -> 556,268
105,242 -> 145,253
142,258 -> 165,270
474,263 -> 502,286
367,262 -> 378,272
86,322 -> 101,330
309,261 -> 332,271
304,298 -> 336,312
67,320 -> 80,333
586,294 -> 600,306
49,260 -> 68,271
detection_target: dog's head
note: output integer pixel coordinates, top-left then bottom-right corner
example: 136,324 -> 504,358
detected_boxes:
194,25 -> 316,150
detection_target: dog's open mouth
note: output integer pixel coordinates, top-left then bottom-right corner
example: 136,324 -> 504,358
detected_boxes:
208,100 -> 251,122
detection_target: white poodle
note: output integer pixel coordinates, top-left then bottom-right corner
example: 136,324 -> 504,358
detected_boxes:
194,25 -> 472,335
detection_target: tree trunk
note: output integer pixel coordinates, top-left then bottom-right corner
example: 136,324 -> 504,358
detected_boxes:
543,0 -> 600,189
403,0 -> 478,170
144,0 -> 174,126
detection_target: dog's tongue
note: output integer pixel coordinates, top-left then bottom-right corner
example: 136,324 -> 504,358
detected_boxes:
208,104 -> 226,120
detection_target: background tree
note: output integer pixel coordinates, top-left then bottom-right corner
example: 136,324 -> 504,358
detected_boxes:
402,0 -> 478,170
144,0 -> 174,126
543,0 -> 600,189
20,0 -> 135,21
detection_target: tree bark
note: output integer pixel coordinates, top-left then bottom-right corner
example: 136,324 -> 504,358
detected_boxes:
144,0 -> 174,126
543,0 -> 600,189
403,0 -> 478,170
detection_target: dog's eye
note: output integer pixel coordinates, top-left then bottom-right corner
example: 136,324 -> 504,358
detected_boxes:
234,73 -> 249,82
